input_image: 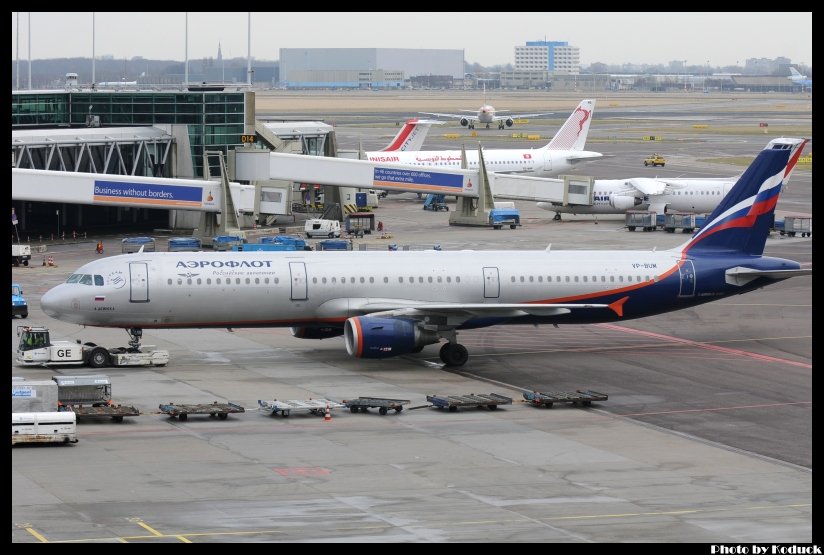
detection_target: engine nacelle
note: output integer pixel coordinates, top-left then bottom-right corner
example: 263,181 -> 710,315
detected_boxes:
459,117 -> 470,128
290,326 -> 344,340
610,194 -> 642,210
504,118 -> 514,127
344,316 -> 439,359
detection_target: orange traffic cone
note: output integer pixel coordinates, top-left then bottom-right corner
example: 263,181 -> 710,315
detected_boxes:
324,404 -> 332,422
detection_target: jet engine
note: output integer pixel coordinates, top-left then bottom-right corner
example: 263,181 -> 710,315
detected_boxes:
344,316 -> 440,359
610,194 -> 642,210
290,326 -> 344,340
459,117 -> 470,128
504,118 -> 514,127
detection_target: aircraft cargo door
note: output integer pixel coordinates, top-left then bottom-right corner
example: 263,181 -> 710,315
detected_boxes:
129,262 -> 149,303
483,267 -> 500,298
289,262 -> 308,301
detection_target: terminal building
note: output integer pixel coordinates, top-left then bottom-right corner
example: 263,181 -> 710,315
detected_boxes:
278,48 -> 465,89
11,85 -> 338,237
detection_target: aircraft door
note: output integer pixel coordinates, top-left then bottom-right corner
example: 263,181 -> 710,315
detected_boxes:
542,152 -> 552,173
129,263 -> 149,302
289,262 -> 308,301
483,267 -> 500,298
678,260 -> 696,297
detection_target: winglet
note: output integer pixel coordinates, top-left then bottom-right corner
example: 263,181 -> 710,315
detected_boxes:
608,296 -> 629,317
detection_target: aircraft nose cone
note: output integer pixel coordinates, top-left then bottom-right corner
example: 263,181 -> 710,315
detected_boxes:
40,285 -> 66,320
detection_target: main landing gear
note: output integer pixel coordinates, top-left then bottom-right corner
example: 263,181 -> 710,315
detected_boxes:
439,342 -> 469,367
553,212 -> 562,221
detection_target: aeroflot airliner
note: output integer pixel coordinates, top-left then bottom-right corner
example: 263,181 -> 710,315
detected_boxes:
41,140 -> 810,367
367,99 -> 602,178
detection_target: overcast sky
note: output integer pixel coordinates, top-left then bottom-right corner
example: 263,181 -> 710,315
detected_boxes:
11,12 -> 812,68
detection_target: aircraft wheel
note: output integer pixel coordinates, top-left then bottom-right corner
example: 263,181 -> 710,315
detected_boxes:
439,342 -> 469,367
218,413 -> 228,420
178,413 -> 188,421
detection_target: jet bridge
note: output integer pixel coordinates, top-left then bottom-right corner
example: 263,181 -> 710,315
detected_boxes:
234,145 -> 593,226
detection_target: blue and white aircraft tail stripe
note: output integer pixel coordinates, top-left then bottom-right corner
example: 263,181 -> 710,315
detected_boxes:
682,138 -> 806,256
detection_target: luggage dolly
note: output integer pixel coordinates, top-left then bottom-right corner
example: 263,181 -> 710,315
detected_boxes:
522,390 -> 608,409
343,397 -> 411,415
426,393 -> 512,412
159,401 -> 245,421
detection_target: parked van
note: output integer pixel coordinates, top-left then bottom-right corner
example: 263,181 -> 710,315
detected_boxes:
304,219 -> 341,238
12,411 -> 78,445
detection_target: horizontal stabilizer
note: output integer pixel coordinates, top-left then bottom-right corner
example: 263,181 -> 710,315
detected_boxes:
565,151 -> 603,163
725,266 -> 812,286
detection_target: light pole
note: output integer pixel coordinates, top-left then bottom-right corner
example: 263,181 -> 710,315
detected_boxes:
56,209 -> 60,237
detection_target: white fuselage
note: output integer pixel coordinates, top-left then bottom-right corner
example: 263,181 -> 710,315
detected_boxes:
476,105 -> 496,124
539,178 -> 736,215
42,250 -> 682,329
367,148 -> 600,179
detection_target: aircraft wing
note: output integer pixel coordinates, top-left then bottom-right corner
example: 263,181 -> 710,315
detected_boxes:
627,178 -> 668,196
493,112 -> 554,121
351,299 -> 624,324
419,112 -> 479,122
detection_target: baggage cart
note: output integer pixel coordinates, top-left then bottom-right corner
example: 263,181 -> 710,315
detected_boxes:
523,390 -> 608,409
625,210 -> 657,232
426,393 -> 512,412
159,401 -> 245,421
257,398 -> 344,417
342,397 -> 410,415
65,403 -> 140,423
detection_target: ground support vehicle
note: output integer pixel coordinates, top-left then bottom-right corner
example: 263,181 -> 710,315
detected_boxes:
257,398 -> 344,417
12,244 -> 32,266
662,212 -> 697,233
426,393 -> 512,412
644,154 -> 666,167
779,216 -> 812,237
15,326 -> 169,368
64,404 -> 140,423
489,206 -> 521,230
625,210 -> 657,232
342,397 -> 410,415
12,283 -> 27,319
52,374 -> 139,422
159,402 -> 245,421
422,194 -> 449,211
12,411 -> 78,445
522,390 -> 608,409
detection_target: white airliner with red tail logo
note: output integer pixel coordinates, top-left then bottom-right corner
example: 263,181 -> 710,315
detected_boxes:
378,118 -> 444,152
40,140 -> 809,368
420,84 -> 553,129
369,99 -> 601,178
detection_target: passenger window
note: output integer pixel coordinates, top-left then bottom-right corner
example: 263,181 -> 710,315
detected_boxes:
167,278 -> 172,285
177,278 -> 183,285
187,278 -> 192,285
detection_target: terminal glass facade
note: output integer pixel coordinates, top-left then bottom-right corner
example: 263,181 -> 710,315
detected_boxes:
12,90 -> 248,177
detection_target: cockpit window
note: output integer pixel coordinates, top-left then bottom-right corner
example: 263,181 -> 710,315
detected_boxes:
94,275 -> 104,286
78,274 -> 93,285
66,274 -> 82,284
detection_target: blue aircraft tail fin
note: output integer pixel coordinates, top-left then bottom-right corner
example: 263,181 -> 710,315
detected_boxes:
680,138 -> 807,256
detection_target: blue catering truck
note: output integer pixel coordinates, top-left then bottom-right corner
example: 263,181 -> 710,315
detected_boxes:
489,203 -> 521,230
